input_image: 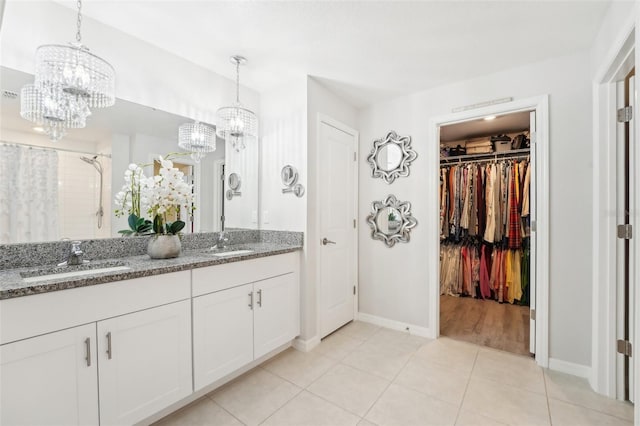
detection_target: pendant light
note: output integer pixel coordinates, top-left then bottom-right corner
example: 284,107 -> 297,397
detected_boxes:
178,121 -> 216,162
20,0 -> 115,141
216,55 -> 258,152
20,83 -> 90,142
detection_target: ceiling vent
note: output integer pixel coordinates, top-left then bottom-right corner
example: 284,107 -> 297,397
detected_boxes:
2,90 -> 18,100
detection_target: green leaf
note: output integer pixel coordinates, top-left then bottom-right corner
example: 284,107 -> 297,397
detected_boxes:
169,221 -> 185,234
128,214 -> 138,231
153,215 -> 163,234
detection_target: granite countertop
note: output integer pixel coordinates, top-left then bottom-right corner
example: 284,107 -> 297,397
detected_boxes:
0,242 -> 302,300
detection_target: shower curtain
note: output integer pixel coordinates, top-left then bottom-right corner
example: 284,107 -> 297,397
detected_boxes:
0,144 -> 59,243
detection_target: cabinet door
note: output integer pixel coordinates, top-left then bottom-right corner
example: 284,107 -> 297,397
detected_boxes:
254,273 -> 298,359
1,323 -> 99,426
97,300 -> 192,426
193,283 -> 254,390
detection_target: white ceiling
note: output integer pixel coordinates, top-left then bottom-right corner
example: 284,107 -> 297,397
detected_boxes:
49,0 -> 612,108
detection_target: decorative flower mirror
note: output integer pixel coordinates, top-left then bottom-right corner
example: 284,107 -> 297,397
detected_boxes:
366,131 -> 417,184
366,195 -> 417,247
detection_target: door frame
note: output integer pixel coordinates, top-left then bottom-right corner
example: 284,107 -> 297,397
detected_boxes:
213,159 -> 225,231
591,21 -> 637,404
315,113 -> 359,338
428,95 -> 550,368
149,153 -> 201,233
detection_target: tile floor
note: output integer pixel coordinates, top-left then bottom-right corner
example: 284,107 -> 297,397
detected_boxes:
155,321 -> 634,426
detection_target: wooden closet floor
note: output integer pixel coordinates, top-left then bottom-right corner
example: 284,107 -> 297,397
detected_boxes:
440,294 -> 531,356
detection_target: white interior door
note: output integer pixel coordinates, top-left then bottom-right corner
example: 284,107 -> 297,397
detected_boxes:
529,110 -> 537,354
319,119 -> 357,338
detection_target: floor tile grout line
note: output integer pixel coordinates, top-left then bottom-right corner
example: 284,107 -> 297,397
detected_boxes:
209,364 -> 304,426
360,340 -> 419,421
206,396 -> 249,426
542,369 -> 553,426
453,348 -> 480,426
256,386 -> 305,426
545,394 -> 635,423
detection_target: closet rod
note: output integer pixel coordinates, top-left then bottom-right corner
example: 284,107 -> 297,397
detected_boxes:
440,148 -> 530,164
0,141 -> 112,158
440,152 -> 530,166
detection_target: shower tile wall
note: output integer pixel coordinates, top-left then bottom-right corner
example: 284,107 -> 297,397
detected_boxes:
57,152 -> 111,240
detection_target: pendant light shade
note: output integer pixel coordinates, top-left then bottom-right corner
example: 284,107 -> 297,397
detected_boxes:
34,43 -> 116,109
216,56 -> 258,152
178,121 -> 216,162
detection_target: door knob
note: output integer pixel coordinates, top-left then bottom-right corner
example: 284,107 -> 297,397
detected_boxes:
322,238 -> 336,245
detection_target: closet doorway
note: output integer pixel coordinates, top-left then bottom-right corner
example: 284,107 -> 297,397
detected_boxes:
439,111 -> 534,356
433,100 -> 549,361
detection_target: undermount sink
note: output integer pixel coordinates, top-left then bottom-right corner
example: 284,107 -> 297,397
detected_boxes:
210,249 -> 254,257
20,261 -> 131,283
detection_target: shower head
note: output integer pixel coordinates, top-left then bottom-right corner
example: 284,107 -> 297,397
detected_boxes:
80,155 -> 103,174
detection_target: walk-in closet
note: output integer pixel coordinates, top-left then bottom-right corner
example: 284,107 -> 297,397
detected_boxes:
439,110 -> 534,356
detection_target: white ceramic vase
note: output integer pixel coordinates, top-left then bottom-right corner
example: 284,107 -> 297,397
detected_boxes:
147,234 -> 181,259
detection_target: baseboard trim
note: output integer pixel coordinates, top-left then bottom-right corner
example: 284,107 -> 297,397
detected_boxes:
356,312 -> 432,338
293,335 -> 321,352
548,357 -> 591,379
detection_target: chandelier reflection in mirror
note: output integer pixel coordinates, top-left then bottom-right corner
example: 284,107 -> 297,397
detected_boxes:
20,0 -> 116,141
216,56 -> 258,152
178,121 -> 217,162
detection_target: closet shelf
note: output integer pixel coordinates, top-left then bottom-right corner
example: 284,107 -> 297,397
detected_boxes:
440,148 -> 530,164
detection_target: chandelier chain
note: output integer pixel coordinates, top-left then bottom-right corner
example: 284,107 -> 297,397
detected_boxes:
76,0 -> 82,43
235,60 -> 240,103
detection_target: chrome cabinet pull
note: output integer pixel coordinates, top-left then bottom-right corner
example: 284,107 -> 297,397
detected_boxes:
322,238 -> 336,245
84,337 -> 91,367
257,289 -> 262,307
248,292 -> 254,310
106,332 -> 112,359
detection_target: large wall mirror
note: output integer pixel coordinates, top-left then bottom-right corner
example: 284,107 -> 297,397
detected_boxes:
0,66 -> 259,244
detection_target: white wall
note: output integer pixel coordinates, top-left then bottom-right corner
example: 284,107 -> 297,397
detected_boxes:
259,77 -> 307,233
358,51 -> 593,367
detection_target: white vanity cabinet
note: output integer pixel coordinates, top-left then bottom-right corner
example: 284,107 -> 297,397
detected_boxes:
193,283 -> 255,390
192,253 -> 300,390
0,271 -> 192,426
0,323 -> 99,426
97,300 -> 192,425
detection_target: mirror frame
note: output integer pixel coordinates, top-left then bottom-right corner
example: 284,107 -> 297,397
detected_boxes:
281,165 -> 299,187
366,194 -> 418,247
228,172 -> 242,191
366,131 -> 417,184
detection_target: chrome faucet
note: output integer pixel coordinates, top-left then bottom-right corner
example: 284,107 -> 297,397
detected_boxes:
58,241 -> 89,266
211,232 -> 230,250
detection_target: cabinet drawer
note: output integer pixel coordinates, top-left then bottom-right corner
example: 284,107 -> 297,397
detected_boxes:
1,271 -> 190,345
192,252 -> 298,296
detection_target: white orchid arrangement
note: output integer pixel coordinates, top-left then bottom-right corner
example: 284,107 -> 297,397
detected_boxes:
114,154 -> 194,236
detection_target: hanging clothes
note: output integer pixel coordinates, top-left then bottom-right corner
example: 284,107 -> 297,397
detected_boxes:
439,157 -> 531,306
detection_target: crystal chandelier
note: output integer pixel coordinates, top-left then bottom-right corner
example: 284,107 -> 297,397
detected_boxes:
178,121 -> 216,162
20,0 -> 115,141
20,83 -> 91,141
216,56 -> 258,152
